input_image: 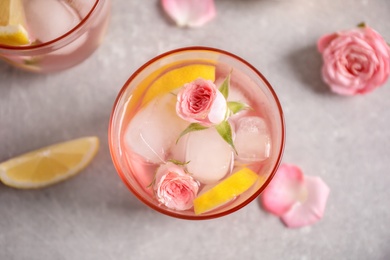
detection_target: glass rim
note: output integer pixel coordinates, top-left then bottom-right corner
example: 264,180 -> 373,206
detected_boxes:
0,0 -> 103,51
108,46 -> 286,220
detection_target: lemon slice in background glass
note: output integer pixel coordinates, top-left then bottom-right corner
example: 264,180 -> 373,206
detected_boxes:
0,0 -> 30,46
193,167 -> 259,215
0,137 -> 99,189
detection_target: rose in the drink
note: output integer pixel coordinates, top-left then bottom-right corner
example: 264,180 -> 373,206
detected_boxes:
0,0 -> 110,72
109,47 -> 285,220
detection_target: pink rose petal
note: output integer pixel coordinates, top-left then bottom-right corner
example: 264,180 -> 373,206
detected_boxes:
261,164 -> 306,216
208,90 -> 227,125
261,164 -> 330,228
161,0 -> 216,27
281,176 -> 330,228
317,33 -> 338,53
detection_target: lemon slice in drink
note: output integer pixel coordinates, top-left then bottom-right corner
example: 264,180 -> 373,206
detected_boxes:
126,63 -> 215,112
193,168 -> 259,215
0,137 -> 99,189
0,0 -> 30,46
141,64 -> 215,106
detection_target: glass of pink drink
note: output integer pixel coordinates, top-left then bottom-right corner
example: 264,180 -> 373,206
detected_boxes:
0,0 -> 110,73
109,47 -> 285,220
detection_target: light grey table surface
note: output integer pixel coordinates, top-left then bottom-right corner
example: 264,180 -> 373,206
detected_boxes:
1,0 -> 390,259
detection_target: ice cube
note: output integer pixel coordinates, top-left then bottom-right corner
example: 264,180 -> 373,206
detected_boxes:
70,0 -> 96,17
169,134 -> 188,163
214,77 -> 250,103
24,0 -> 80,43
227,85 -> 250,104
186,127 -> 233,184
124,94 -> 188,164
124,150 -> 156,195
226,86 -> 252,119
234,116 -> 271,162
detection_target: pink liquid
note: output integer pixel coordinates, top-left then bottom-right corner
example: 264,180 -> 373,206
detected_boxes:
0,0 -> 110,72
120,61 -> 280,216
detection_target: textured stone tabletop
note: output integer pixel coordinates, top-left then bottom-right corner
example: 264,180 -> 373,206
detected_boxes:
1,0 -> 390,259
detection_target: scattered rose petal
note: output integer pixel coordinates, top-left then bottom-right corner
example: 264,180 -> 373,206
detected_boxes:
261,164 -> 306,216
261,164 -> 330,228
281,176 -> 330,228
317,24 -> 390,95
161,0 -> 216,27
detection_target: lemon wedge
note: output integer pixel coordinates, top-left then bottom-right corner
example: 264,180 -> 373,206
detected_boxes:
0,0 -> 30,46
193,167 -> 259,215
126,63 -> 215,113
141,64 -> 215,106
0,137 -> 99,189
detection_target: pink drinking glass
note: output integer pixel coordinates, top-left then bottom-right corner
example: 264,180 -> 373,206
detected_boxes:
109,47 -> 285,220
0,0 -> 110,73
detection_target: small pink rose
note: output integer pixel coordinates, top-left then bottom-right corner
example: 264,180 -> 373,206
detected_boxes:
318,25 -> 390,95
161,0 -> 216,28
153,162 -> 199,211
176,78 -> 227,126
261,164 -> 330,228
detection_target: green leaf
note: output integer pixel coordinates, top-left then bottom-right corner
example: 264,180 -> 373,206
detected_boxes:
23,57 -> 40,66
215,121 -> 237,155
357,22 -> 366,28
218,73 -> 231,99
168,159 -> 190,166
146,178 -> 155,188
227,101 -> 251,114
176,123 -> 208,144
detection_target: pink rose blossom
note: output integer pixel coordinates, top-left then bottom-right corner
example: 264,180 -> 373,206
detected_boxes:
161,0 -> 216,28
318,25 -> 390,95
153,162 -> 199,211
261,164 -> 330,228
176,78 -> 227,126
